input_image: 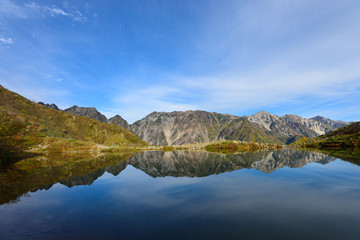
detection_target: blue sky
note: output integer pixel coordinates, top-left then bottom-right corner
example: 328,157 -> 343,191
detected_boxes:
1,0 -> 360,123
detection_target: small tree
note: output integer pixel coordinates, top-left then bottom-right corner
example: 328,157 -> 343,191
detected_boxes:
300,136 -> 307,142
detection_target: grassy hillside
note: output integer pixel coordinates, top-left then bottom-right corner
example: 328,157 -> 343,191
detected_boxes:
292,121 -> 360,148
0,85 -> 147,162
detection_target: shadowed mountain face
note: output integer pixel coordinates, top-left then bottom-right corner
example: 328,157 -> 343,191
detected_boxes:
108,115 -> 131,131
64,105 -> 108,123
0,149 -> 336,204
130,110 -> 348,145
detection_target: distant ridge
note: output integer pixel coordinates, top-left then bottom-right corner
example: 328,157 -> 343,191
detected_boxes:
38,102 -> 59,110
130,110 -> 348,145
35,102 -> 132,132
248,110 -> 347,137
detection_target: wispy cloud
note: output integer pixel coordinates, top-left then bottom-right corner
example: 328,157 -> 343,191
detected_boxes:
106,86 -> 198,123
0,0 -> 28,18
0,0 -> 87,22
0,37 -> 14,45
112,61 -> 360,122
107,0 -> 360,122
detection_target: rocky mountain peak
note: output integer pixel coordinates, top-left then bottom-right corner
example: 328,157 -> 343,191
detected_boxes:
108,115 -> 131,131
255,110 -> 271,115
248,111 -> 280,131
64,105 -> 108,123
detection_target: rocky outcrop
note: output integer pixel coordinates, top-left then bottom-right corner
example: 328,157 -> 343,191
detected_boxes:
310,116 -> 348,130
108,115 -> 131,131
38,102 -> 59,110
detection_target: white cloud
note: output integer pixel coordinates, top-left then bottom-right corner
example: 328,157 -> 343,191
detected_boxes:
0,37 -> 14,44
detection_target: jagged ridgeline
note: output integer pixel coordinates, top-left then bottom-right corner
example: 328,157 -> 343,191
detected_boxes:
63,106 -> 132,132
131,110 -> 347,146
0,85 -> 147,158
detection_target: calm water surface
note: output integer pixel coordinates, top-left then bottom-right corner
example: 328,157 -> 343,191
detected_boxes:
1,149 -> 360,239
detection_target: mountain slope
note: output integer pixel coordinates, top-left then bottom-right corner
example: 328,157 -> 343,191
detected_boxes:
248,111 -> 347,138
131,111 -> 239,145
218,117 -> 282,144
0,85 -> 147,160
295,121 -> 360,148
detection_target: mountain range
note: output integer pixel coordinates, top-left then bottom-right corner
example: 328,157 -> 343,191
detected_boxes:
131,110 -> 347,145
40,102 -> 348,146
1,85 -> 349,148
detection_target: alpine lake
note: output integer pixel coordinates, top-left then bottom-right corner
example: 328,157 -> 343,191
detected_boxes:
1,148 -> 360,240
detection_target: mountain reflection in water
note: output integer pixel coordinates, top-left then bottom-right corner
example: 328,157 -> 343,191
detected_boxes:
0,149 -> 334,204
1,148 -> 360,240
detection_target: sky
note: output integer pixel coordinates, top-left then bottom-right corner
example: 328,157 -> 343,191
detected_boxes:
0,0 -> 360,123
